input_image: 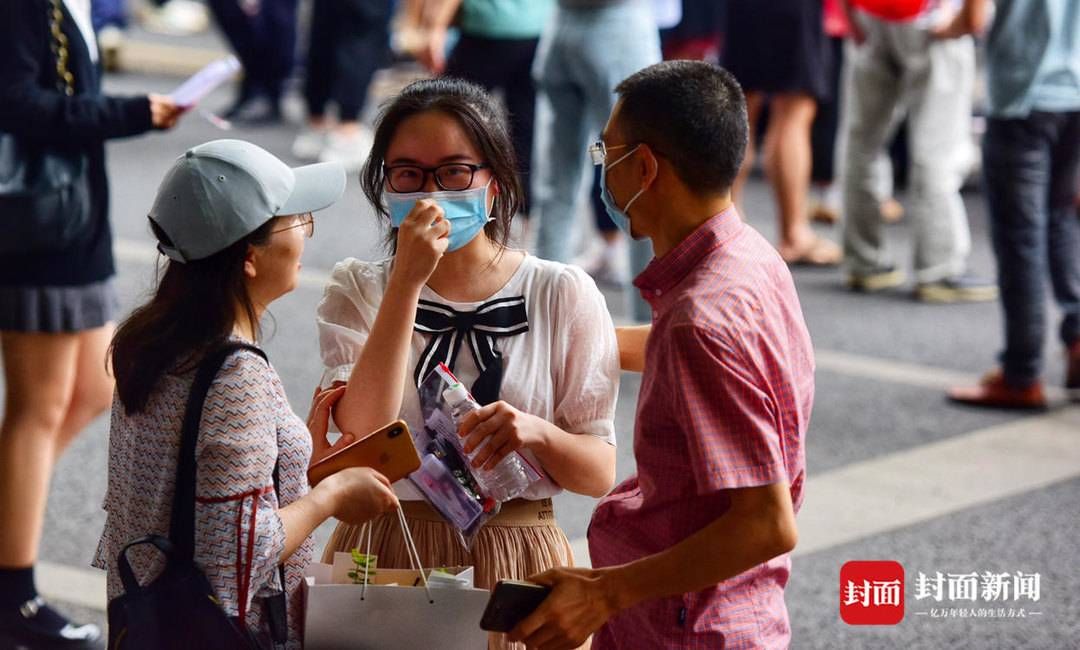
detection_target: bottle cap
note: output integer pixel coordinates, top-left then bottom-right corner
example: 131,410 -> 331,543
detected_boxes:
442,382 -> 470,405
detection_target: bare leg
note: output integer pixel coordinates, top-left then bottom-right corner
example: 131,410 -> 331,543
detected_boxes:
53,325 -> 115,458
0,332 -> 80,567
763,93 -> 823,254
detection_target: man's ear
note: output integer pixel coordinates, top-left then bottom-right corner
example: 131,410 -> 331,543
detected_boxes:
244,244 -> 259,280
639,144 -> 660,189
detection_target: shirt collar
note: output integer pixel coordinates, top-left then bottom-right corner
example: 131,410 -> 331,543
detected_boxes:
634,206 -> 743,303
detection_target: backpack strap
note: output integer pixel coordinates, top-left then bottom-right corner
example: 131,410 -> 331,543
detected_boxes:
170,342 -> 267,563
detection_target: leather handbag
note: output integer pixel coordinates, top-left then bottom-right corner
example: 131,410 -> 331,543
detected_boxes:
107,342 -> 289,650
0,0 -> 92,255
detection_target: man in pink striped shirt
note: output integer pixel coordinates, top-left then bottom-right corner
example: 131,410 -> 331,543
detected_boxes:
512,61 -> 815,649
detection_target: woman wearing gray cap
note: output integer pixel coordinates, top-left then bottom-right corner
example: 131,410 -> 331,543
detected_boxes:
94,140 -> 398,648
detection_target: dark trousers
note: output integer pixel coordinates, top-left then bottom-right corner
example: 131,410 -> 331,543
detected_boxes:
984,111 -> 1080,384
811,36 -> 844,185
304,0 -> 391,121
445,34 -> 539,213
207,0 -> 298,101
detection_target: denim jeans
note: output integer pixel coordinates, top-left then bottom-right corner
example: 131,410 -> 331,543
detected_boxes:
983,111 -> 1080,384
532,1 -> 660,322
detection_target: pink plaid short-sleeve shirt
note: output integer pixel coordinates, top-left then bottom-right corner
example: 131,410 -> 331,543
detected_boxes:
588,208 -> 814,649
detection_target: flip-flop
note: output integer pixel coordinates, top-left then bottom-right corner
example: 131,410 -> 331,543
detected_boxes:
782,236 -> 842,267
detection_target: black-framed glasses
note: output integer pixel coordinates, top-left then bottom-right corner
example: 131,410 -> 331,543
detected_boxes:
383,162 -> 490,193
588,140 -> 633,166
271,212 -> 314,238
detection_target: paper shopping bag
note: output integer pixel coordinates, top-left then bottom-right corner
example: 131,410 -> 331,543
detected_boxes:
303,556 -> 490,650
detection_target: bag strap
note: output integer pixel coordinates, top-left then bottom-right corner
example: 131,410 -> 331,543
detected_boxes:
46,0 -> 75,95
170,342 -> 267,563
169,340 -> 290,647
262,463 -> 288,647
358,509 -> 433,604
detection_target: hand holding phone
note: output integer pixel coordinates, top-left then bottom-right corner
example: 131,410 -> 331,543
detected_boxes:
480,580 -> 552,633
307,420 -> 421,487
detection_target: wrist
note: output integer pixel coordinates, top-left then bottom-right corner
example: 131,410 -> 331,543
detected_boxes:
597,566 -> 638,613
525,413 -> 554,452
309,479 -> 339,522
386,270 -> 425,297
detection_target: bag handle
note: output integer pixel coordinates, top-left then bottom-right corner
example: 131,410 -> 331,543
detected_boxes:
115,534 -> 176,595
358,509 -> 433,604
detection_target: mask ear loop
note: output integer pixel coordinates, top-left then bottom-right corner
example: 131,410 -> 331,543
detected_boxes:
604,144 -> 641,171
481,177 -> 495,222
622,186 -> 647,215
606,145 -> 646,215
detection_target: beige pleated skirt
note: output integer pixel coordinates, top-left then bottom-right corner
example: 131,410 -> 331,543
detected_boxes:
321,498 -> 583,650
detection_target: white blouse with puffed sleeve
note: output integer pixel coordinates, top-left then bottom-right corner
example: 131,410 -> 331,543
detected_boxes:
316,253 -> 620,501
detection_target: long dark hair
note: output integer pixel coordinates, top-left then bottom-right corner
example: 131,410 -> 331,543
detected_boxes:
111,219 -> 274,414
360,77 -> 523,250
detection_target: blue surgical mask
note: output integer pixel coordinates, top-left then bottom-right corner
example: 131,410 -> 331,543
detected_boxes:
386,181 -> 494,252
599,145 -> 645,237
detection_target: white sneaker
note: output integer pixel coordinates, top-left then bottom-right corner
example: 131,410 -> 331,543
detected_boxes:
292,126 -> 328,161
318,128 -> 374,172
140,0 -> 209,36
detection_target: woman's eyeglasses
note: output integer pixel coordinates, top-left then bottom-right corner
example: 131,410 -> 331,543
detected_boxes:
272,212 -> 314,238
383,162 -> 490,193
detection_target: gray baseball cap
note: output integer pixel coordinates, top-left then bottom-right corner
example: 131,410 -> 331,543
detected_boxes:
149,139 -> 346,263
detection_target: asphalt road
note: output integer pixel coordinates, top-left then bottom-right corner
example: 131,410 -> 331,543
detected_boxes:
7,66 -> 1077,649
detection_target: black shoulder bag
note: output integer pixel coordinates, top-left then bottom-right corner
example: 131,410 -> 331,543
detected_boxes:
0,0 -> 92,255
107,342 -> 289,650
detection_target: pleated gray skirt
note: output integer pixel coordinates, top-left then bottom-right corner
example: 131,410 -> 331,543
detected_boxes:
0,277 -> 118,333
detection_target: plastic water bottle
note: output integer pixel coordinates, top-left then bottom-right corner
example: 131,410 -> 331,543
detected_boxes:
441,382 -> 532,502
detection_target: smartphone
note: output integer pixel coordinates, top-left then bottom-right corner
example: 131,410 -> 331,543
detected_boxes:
307,420 -> 421,487
479,580 -> 552,633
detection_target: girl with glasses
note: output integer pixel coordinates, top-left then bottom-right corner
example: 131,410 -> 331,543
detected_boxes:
316,77 -> 619,649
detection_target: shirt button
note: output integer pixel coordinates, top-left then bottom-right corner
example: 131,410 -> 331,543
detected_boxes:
654,289 -> 662,297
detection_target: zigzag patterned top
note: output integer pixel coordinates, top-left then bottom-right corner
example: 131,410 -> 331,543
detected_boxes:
93,347 -> 313,648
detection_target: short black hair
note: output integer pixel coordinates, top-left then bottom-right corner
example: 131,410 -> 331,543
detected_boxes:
614,61 -> 748,195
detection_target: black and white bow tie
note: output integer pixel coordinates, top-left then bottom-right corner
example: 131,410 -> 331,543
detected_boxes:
413,296 -> 530,406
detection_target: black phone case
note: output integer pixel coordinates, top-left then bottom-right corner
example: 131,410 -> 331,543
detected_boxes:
480,581 -> 552,633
